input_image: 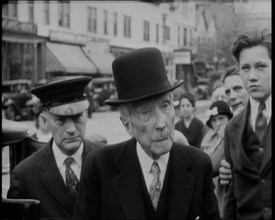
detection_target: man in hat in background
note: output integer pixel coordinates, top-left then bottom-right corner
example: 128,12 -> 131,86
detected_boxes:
7,76 -> 99,220
73,47 -> 220,220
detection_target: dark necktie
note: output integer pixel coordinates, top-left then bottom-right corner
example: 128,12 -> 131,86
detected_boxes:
255,102 -> 267,141
149,161 -> 161,210
64,157 -> 79,198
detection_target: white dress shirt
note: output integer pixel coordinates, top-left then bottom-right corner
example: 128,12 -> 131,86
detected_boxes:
52,141 -> 83,184
136,142 -> 169,192
249,95 -> 271,132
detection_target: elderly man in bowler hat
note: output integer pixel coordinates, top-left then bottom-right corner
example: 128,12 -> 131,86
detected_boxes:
7,76 -> 99,220
73,47 -> 220,220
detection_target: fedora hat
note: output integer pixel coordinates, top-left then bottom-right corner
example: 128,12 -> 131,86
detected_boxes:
31,76 -> 92,116
105,47 -> 183,105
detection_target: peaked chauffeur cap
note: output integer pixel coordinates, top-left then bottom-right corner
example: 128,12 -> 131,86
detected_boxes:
31,76 -> 92,116
105,47 -> 184,105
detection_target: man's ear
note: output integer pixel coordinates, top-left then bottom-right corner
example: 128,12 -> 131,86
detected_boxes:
120,116 -> 134,137
40,112 -> 49,129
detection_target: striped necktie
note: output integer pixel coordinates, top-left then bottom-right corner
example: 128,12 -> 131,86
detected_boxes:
149,161 -> 161,210
255,102 -> 267,141
64,157 -> 79,198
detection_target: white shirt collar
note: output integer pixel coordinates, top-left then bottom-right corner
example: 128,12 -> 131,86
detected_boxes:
249,95 -> 271,130
52,141 -> 83,169
136,141 -> 169,180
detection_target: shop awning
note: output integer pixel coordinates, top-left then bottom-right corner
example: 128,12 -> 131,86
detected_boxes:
84,52 -> 114,75
46,42 -> 98,74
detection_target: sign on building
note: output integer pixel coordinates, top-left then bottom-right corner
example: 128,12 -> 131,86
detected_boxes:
174,50 -> 191,64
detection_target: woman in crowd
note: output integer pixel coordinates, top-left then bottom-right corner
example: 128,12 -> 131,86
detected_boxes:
175,93 -> 205,148
200,100 -> 233,218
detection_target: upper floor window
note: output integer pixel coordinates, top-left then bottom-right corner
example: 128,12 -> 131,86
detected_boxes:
2,2 -> 18,19
87,6 -> 97,33
113,12 -> 118,36
123,15 -> 131,38
143,20 -> 150,42
58,1 -> 70,28
28,1 -> 34,23
178,26 -> 180,47
103,10 -> 108,35
183,28 -> 187,46
163,25 -> 170,42
189,29 -> 193,46
44,1 -> 50,25
156,24 -> 159,43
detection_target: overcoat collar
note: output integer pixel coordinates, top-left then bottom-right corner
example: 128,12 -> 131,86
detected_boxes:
230,103 -> 272,174
37,138 -> 90,215
113,138 -> 194,219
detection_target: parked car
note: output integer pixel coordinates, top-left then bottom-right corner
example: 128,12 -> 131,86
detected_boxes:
2,79 -> 35,121
90,77 -> 116,111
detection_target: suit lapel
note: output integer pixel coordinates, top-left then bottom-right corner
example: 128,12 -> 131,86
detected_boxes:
167,144 -> 194,219
231,104 -> 259,174
260,118 -> 272,172
113,139 -> 147,219
38,139 -> 75,214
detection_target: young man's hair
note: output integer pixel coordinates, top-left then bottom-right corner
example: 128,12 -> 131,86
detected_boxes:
231,28 -> 271,63
222,65 -> 239,83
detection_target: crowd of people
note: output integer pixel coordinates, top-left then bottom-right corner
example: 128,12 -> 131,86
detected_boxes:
3,28 -> 271,220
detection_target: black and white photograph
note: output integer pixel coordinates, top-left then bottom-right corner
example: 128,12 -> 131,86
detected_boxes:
2,1 -> 271,219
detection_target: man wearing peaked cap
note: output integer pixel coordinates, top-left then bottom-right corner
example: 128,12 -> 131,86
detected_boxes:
7,76 -> 100,220
73,47 -> 220,220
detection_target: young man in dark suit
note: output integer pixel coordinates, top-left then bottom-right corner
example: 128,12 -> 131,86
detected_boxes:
223,29 -> 271,220
73,47 -> 220,220
7,76 -> 99,220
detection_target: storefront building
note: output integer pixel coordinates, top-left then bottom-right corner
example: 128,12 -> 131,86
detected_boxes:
2,17 -> 46,82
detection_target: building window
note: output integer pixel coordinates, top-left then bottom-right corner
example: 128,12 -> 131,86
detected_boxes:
103,10 -> 108,35
113,12 -> 118,36
183,28 -> 187,46
44,1 -> 50,25
189,29 -> 193,46
178,26 -> 181,47
163,25 -> 170,41
123,15 -> 131,38
58,1 -> 70,28
87,6 -> 97,33
28,1 -> 34,23
143,20 -> 150,42
2,2 -> 18,18
156,24 -> 159,43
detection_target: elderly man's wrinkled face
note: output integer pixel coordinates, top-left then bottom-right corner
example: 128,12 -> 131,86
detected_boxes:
41,110 -> 87,155
121,93 -> 175,160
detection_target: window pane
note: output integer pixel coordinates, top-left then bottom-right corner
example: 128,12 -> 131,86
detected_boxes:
113,12 -> 117,36
28,1 -> 34,22
44,1 -> 50,25
104,10 -> 108,34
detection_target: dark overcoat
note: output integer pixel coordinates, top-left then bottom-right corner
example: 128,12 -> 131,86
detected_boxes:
73,138 -> 220,220
7,138 -> 98,220
223,103 -> 272,220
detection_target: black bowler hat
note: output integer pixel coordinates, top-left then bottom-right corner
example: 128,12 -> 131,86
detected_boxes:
104,47 -> 184,105
31,76 -> 92,116
206,100 -> 233,128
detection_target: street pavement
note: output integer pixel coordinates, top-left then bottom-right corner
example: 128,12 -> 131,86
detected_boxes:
2,99 -> 211,197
